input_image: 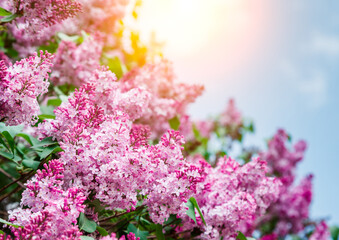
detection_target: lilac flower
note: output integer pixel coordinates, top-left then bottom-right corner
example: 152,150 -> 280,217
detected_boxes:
1,0 -> 81,55
51,34 -> 104,87
261,129 -> 307,186
0,51 -> 53,125
121,59 -> 204,136
310,221 -> 330,240
181,156 -> 281,239
7,160 -> 85,240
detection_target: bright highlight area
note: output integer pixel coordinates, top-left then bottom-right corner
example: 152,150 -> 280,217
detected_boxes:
137,0 -> 272,82
138,0 -> 339,225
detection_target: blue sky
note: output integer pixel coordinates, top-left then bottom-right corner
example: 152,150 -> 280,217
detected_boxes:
187,0 -> 339,224
139,0 -> 339,225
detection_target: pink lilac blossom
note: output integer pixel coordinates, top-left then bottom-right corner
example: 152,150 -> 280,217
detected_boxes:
100,233 -> 139,240
121,59 -> 204,136
87,67 -> 151,121
130,124 -> 151,147
217,99 -> 245,141
179,114 -> 214,141
0,0 -> 81,32
51,34 -> 104,86
1,0 -> 81,56
260,234 -> 278,240
39,67 -> 150,139
220,98 -> 242,127
61,0 -> 129,36
6,160 -> 85,240
7,21 -> 60,57
0,52 -> 10,65
260,129 -> 307,186
38,78 -> 204,224
309,221 -> 330,240
181,156 -> 281,240
261,175 -> 313,236
0,51 -> 53,125
194,120 -> 214,139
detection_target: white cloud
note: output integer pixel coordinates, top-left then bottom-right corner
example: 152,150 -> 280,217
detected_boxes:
280,61 -> 328,109
298,73 -> 328,109
307,33 -> 339,56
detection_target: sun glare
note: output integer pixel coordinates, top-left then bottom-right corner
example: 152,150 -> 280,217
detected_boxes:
136,0 -> 270,83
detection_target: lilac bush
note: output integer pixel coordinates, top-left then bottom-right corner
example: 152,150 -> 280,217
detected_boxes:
0,0 -> 332,239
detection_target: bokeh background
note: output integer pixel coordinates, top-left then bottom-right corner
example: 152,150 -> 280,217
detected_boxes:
135,0 -> 339,225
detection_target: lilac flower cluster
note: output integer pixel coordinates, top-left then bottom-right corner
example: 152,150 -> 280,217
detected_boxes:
183,156 -> 281,239
220,98 -> 242,127
310,221 -> 330,240
263,175 -> 313,236
51,35 -> 104,87
121,59 -> 204,136
0,51 -> 53,125
258,130 -> 316,237
261,129 -> 307,186
37,69 -> 205,224
60,0 -> 129,36
7,160 -> 85,239
1,0 -> 81,55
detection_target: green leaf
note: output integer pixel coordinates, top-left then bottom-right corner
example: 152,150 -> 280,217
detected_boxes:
38,114 -> 56,120
0,218 -> 23,228
16,133 -> 39,146
236,231 -> 255,240
192,123 -> 201,140
38,41 -> 59,54
80,237 -> 95,240
248,122 -> 254,133
96,226 -> 108,236
37,146 -> 63,159
0,123 -> 24,137
87,199 -> 106,213
185,197 -> 206,226
236,232 -> 247,240
22,160 -> 40,170
0,150 -> 20,162
330,226 -> 339,240
106,56 -> 125,79
30,137 -> 57,148
47,98 -> 62,107
0,136 -> 9,150
127,224 -> 149,240
0,7 -> 12,16
139,217 -> 153,229
169,116 -> 180,131
57,32 -> 80,43
78,212 -> 97,233
1,131 -> 14,153
40,105 -> 55,115
185,198 -> 196,224
0,13 -> 18,22
164,214 -> 178,225
59,95 -> 69,103
54,86 -> 66,96
155,224 -> 165,240
290,235 -> 302,240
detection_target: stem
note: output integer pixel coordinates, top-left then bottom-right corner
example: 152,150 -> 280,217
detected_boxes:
166,229 -> 191,238
0,156 -> 49,200
0,185 -> 21,202
98,206 -> 145,223
0,172 -> 26,195
0,168 -> 25,189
